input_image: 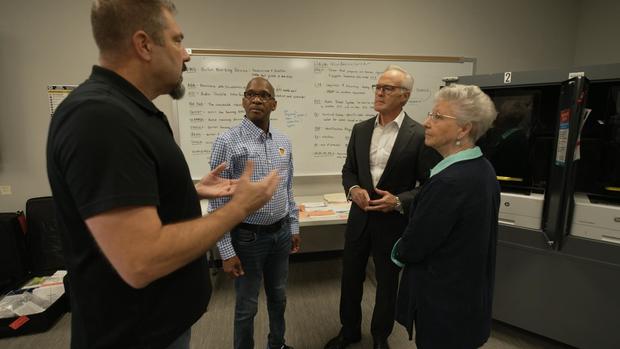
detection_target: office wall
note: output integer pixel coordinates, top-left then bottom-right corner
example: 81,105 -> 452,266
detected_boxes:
574,0 -> 620,66
0,2 -> 98,212
0,0 -> 603,211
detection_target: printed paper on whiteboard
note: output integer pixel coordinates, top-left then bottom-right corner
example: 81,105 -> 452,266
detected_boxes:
48,85 -> 76,117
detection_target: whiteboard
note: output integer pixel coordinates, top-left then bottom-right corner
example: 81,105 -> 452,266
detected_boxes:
175,50 -> 474,178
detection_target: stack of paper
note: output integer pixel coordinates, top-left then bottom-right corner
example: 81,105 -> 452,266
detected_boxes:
323,192 -> 347,203
301,201 -> 327,209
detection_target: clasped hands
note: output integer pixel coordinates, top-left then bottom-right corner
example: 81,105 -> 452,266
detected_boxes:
350,187 -> 399,212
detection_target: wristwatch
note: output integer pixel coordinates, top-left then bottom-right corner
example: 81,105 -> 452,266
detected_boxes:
394,196 -> 403,214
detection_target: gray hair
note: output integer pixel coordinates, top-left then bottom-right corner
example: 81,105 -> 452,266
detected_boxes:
91,0 -> 177,54
384,64 -> 414,91
435,84 -> 497,141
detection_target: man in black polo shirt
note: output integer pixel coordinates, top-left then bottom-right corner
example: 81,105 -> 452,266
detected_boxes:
46,1 -> 279,348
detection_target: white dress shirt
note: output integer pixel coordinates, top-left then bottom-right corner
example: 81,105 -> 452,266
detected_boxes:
369,111 -> 405,187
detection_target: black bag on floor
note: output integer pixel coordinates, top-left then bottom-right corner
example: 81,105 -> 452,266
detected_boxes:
0,198 -> 69,338
25,197 -> 66,273
0,270 -> 69,338
0,211 -> 28,294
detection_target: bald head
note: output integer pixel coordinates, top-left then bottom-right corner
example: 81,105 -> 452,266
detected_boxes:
246,77 -> 275,97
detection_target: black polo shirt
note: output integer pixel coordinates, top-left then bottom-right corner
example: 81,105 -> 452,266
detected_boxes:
47,66 -> 211,349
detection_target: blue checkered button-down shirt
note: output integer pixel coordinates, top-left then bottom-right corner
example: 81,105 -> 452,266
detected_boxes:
208,117 -> 299,260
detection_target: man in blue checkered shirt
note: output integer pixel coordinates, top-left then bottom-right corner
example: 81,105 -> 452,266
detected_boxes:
208,77 -> 300,349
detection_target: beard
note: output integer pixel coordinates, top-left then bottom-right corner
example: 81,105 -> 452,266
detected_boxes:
169,78 -> 185,100
169,64 -> 187,100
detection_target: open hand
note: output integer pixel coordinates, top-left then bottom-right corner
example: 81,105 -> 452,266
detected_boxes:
195,162 -> 238,199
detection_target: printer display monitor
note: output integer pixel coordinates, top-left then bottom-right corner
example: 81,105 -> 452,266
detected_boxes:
477,85 -> 561,194
575,82 -> 620,204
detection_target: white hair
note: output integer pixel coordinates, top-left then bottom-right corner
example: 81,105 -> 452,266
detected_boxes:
384,64 -> 414,90
435,84 -> 498,141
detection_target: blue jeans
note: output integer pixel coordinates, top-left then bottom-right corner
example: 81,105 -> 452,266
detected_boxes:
231,223 -> 291,349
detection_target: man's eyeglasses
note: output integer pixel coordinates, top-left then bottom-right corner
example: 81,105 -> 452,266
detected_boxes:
372,84 -> 409,95
243,91 -> 274,101
426,111 -> 458,121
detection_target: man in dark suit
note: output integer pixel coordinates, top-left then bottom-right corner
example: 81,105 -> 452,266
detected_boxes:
324,65 -> 440,349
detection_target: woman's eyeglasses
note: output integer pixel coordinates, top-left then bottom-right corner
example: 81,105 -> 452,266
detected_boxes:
426,111 -> 458,121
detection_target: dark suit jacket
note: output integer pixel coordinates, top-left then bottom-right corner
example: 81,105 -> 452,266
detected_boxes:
395,156 -> 500,349
342,113 -> 440,240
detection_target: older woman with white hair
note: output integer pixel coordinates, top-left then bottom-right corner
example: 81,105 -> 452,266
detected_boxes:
391,84 -> 500,349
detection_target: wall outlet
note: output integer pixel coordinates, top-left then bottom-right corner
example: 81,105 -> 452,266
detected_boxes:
0,185 -> 12,195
